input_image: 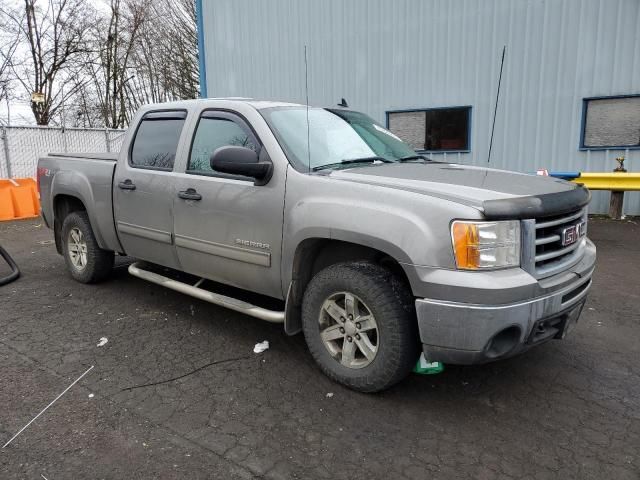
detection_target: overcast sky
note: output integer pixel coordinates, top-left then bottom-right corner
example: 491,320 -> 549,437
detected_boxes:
0,99 -> 36,126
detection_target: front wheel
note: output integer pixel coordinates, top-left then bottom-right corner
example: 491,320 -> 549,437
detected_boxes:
61,211 -> 114,283
301,262 -> 419,392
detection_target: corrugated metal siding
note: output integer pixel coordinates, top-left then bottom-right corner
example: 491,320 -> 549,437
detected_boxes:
201,0 -> 640,214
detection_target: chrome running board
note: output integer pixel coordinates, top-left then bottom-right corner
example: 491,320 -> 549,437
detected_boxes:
128,262 -> 285,323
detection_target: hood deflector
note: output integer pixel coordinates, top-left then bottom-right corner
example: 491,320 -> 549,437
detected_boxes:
482,186 -> 591,220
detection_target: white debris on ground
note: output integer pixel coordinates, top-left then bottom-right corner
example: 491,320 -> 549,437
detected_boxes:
253,340 -> 269,353
326,392 -> 334,398
97,337 -> 108,347
88,393 -> 94,398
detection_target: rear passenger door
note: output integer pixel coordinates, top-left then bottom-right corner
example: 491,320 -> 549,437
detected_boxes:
113,110 -> 186,268
172,110 -> 285,299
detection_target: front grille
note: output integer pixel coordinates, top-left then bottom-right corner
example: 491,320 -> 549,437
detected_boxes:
530,207 -> 587,278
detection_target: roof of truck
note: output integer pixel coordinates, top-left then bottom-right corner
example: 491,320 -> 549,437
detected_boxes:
141,98 -> 307,111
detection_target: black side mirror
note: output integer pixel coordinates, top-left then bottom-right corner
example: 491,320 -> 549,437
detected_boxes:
210,146 -> 273,185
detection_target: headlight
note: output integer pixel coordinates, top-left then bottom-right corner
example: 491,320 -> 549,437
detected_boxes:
451,220 -> 520,270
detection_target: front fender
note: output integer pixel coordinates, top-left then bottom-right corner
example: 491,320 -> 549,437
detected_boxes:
281,171 -> 480,296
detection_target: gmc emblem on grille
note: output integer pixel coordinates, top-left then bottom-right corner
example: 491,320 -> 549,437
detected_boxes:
561,221 -> 586,247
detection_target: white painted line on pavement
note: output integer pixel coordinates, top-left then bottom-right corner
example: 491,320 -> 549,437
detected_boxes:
2,365 -> 95,449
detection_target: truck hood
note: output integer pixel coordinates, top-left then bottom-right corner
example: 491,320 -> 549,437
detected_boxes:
325,162 -> 590,219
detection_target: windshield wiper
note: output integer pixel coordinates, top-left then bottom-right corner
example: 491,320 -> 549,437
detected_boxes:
398,154 -> 429,162
312,156 -> 393,171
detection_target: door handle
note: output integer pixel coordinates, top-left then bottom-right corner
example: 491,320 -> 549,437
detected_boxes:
178,188 -> 202,201
118,179 -> 136,190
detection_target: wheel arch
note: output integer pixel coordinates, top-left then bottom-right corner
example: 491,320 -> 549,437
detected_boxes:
284,236 -> 413,335
53,194 -> 88,254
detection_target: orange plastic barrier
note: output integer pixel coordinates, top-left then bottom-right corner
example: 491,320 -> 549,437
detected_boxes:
0,178 -> 41,221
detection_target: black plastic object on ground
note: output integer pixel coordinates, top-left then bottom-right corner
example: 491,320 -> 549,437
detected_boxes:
0,244 -> 20,286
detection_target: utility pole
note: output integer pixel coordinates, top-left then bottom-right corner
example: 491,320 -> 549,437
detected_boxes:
61,85 -> 67,153
61,85 -> 65,130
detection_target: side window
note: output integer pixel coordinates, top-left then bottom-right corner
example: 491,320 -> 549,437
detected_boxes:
188,116 -> 259,173
130,113 -> 186,170
581,96 -> 640,149
387,106 -> 471,152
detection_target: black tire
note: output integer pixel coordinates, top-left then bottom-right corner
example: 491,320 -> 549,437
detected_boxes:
302,262 -> 419,393
61,211 -> 114,283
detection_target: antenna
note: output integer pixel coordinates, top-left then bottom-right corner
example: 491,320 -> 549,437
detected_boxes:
487,45 -> 506,163
304,45 -> 311,172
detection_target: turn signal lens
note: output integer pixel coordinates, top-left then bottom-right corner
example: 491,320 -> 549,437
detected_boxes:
451,220 -> 520,270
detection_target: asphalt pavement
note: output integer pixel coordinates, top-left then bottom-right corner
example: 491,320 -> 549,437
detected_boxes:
0,217 -> 638,479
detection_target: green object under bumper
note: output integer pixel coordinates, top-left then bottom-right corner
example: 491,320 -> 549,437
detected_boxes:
413,353 -> 444,375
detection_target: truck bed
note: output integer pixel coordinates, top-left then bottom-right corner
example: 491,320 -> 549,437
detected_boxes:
38,153 -> 121,253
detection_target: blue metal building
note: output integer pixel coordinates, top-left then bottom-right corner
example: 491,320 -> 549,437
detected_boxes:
196,0 -> 640,214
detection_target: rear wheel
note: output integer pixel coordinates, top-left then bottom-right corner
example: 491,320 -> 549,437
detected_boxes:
61,211 -> 114,283
302,262 -> 418,392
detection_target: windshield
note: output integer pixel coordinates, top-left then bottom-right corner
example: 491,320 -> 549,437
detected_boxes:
260,107 -> 418,171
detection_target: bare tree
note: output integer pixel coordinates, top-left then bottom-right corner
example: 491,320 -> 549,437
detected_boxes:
0,9 -> 23,122
147,0 -> 198,101
79,0 -> 198,128
1,0 -> 94,125
88,0 -> 149,128
2,0 -> 199,128
61,73 -> 103,128
119,0 -> 198,112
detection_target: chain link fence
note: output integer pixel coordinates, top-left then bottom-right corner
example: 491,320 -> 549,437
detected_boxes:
0,126 -> 126,178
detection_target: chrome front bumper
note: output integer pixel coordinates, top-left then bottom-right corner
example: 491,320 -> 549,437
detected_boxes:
415,249 -> 595,365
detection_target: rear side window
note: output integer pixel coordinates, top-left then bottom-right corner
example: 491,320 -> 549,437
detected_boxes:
130,111 -> 186,169
189,116 -> 258,173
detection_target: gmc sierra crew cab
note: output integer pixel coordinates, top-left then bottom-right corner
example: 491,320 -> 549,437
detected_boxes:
37,99 -> 596,392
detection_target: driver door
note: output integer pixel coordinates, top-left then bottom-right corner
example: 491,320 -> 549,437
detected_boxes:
171,110 -> 285,299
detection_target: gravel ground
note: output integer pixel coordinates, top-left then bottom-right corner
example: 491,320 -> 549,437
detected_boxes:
0,217 -> 638,479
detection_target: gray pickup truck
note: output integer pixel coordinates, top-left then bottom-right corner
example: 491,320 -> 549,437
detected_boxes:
37,99 -> 596,392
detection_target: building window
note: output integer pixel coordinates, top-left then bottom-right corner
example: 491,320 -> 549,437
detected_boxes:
581,95 -> 640,149
386,106 -> 471,152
